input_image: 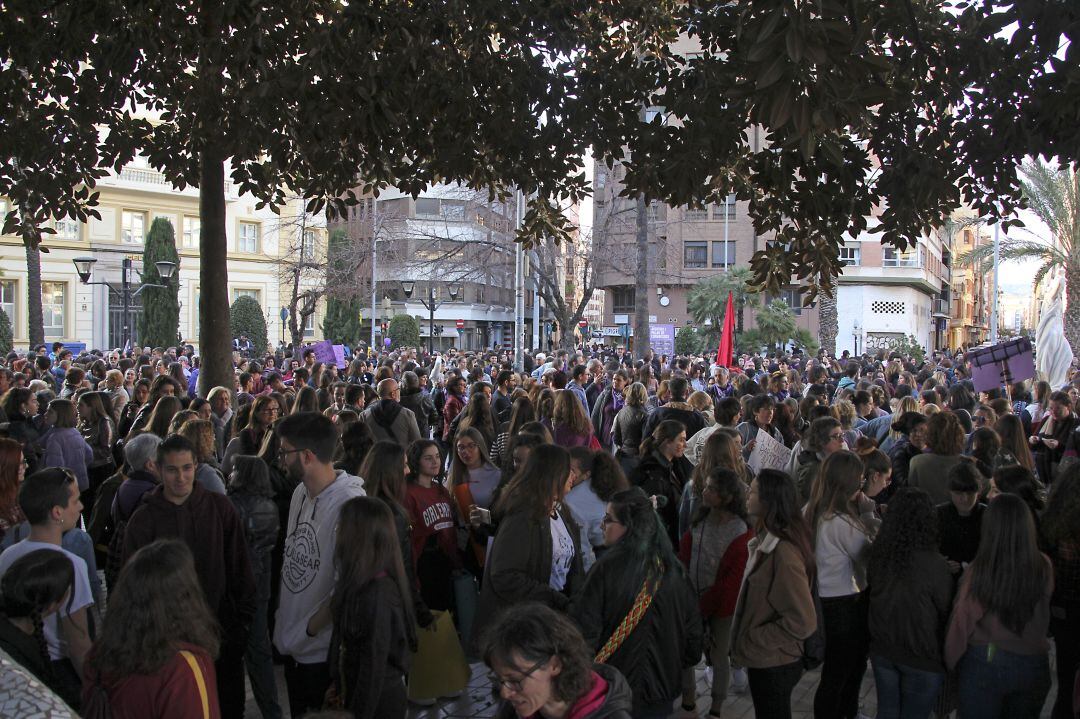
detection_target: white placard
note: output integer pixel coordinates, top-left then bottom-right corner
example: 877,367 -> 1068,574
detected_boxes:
748,429 -> 792,475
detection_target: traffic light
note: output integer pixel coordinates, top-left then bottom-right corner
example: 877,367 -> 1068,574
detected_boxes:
380,322 -> 388,333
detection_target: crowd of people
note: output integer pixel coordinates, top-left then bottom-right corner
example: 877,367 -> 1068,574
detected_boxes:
0,338 -> 1077,719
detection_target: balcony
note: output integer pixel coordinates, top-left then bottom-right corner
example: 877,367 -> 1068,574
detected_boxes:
932,298 -> 950,317
101,165 -> 238,199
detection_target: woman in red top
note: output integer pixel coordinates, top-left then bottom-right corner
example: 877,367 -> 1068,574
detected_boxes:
405,439 -> 462,611
83,539 -> 220,719
678,467 -> 753,717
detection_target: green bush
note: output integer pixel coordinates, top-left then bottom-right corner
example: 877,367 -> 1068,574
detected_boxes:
229,295 -> 268,354
322,296 -> 364,347
0,307 -> 12,356
388,314 -> 421,349
675,325 -> 705,355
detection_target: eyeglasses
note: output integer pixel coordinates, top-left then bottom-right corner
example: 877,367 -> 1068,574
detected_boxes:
828,433 -> 844,441
489,656 -> 550,694
278,447 -> 305,461
456,443 -> 478,452
600,514 -> 622,527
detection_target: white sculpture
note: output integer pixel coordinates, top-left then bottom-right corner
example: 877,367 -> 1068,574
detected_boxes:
1035,269 -> 1074,388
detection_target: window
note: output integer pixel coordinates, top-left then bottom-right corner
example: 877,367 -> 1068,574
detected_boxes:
883,244 -> 920,267
238,222 -> 259,253
684,206 -> 707,221
192,288 -> 200,336
232,288 -> 261,303
710,195 -> 736,221
611,286 -> 635,314
840,245 -> 861,266
54,216 -> 80,241
415,198 -> 440,217
773,288 -> 803,316
712,240 -> 736,268
303,311 -> 315,338
0,280 -> 15,331
122,211 -> 146,244
42,282 -> 65,339
301,230 -> 316,260
684,241 -> 708,269
182,216 -> 200,249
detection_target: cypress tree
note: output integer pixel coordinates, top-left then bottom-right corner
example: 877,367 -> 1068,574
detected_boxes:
229,295 -> 268,354
0,307 -> 12,356
388,314 -> 420,349
320,230 -> 363,346
138,217 -> 181,347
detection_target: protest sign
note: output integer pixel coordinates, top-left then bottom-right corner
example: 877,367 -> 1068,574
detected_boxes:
748,429 -> 792,475
966,338 -> 1035,393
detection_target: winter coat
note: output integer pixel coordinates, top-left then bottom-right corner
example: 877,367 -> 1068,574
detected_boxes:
442,393 -> 466,441
361,400 -> 420,448
795,450 -> 823,502
227,489 -> 280,588
611,405 -> 647,456
629,451 -> 693,547
570,555 -> 703,709
7,414 -> 43,475
399,388 -> 437,440
641,402 -> 706,443
82,643 -> 220,719
472,508 -> 583,651
41,427 -> 94,491
80,417 -> 115,469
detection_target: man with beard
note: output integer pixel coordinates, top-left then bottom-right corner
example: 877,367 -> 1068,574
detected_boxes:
273,412 -> 365,718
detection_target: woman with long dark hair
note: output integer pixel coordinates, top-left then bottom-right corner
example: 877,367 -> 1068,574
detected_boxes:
116,378 -> 150,440
490,396 -> 535,467
222,395 -> 278,477
629,420 -> 692,547
945,494 -> 1053,718
730,469 -> 817,719
472,445 -> 582,650
551,389 -> 598,449
678,469 -> 752,718
405,439 -> 461,611
679,428 -> 751,538
994,414 -> 1037,475
0,438 -> 26,542
226,456 -> 282,719
0,549 -> 76,701
83,539 -> 221,718
570,487 -> 702,717
565,448 -> 629,570
328,497 -> 417,718
2,387 -> 42,474
77,392 -> 116,508
456,392 -> 498,451
1041,463 -> 1080,719
867,488 -> 954,719
359,441 -> 430,627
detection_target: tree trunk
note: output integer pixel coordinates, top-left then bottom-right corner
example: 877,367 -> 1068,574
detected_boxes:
196,149 -> 233,398
1065,268 -> 1080,358
289,268 -> 304,350
24,235 -> 43,347
818,289 -> 838,357
634,195 -> 650,360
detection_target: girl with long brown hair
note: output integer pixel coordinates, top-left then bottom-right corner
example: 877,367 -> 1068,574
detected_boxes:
550,389 -> 597,449
945,493 -> 1053,718
328,497 -> 416,718
0,438 -> 26,541
679,428 -> 750,537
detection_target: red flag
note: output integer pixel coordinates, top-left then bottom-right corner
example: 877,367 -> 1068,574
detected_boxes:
717,291 -> 735,368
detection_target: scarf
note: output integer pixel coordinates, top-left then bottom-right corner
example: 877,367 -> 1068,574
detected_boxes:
611,389 -> 625,413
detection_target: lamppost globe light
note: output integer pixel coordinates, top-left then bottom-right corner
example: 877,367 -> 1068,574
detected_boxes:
155,260 -> 177,280
72,256 -> 97,283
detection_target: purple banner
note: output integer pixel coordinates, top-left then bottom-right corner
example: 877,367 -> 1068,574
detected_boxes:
966,338 -> 1035,393
304,340 -> 346,369
332,345 -> 347,369
649,324 -> 675,356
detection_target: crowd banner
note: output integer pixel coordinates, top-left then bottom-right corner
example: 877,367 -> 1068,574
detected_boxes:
748,429 -> 792,475
966,338 -> 1035,393
303,340 -> 346,369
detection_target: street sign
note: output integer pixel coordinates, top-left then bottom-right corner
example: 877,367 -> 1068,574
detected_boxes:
579,319 -> 588,327
455,319 -> 465,329
279,307 -> 288,322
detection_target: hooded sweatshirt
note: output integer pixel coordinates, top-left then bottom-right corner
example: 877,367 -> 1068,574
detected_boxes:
361,399 -> 420,447
273,469 -> 365,663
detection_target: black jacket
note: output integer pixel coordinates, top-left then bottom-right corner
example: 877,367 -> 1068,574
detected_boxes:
629,451 -> 693,547
494,663 -> 634,719
570,557 -> 703,709
867,549 -> 955,673
472,508 -> 583,651
641,403 -> 705,443
228,490 -> 280,590
399,388 -> 437,440
888,437 -> 921,495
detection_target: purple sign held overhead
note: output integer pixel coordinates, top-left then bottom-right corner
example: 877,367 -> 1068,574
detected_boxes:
966,338 -> 1035,393
303,340 -> 347,369
649,324 -> 675,357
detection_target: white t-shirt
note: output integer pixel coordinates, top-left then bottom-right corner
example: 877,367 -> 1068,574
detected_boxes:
549,511 -> 575,592
0,540 -> 94,660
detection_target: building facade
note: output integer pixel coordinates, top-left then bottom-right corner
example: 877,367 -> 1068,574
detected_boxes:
0,158 -> 325,351
948,225 -> 993,348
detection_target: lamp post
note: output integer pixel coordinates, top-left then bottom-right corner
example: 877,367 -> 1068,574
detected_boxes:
73,256 -> 177,352
401,280 -> 459,355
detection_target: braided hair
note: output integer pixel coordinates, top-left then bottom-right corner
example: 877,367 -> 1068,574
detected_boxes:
0,549 -> 75,681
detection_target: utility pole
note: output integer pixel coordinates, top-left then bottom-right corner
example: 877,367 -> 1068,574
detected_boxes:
990,223 -> 1000,344
514,189 -> 525,372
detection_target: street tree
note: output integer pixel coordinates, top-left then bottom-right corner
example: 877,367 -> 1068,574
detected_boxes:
138,217 -> 181,348
229,295 -> 268,357
388,315 -> 421,350
959,160 -> 1080,352
687,269 -> 759,340
740,300 -> 818,355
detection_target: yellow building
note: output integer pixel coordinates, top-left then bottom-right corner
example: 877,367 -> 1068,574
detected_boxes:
0,159 -> 325,351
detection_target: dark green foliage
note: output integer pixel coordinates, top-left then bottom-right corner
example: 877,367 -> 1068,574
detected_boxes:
675,325 -> 705,355
0,307 -> 12,355
388,314 -> 421,349
321,296 -> 364,347
230,295 -> 268,355
138,217 -> 180,348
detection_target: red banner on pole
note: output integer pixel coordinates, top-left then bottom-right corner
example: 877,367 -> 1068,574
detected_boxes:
717,291 -> 735,369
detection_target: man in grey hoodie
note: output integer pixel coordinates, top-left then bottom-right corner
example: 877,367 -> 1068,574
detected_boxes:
361,378 -> 421,447
272,412 -> 365,718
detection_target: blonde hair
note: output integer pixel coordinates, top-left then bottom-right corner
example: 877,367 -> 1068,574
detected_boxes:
624,382 -> 648,408
833,399 -> 857,429
179,419 -> 216,462
688,391 -> 713,414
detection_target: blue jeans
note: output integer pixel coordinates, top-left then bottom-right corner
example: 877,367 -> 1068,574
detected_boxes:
956,644 -> 1051,719
246,562 -> 283,719
871,654 -> 944,719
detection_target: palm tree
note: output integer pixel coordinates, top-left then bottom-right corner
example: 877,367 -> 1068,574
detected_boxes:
817,286 -> 838,357
687,267 -> 758,338
957,160 -> 1080,352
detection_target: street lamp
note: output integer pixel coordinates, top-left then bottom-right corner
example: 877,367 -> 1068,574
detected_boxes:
401,281 -> 460,355
73,256 -> 177,351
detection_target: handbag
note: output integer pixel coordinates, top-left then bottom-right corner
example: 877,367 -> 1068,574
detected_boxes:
407,610 -> 471,701
179,650 -> 211,719
594,562 -> 660,663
